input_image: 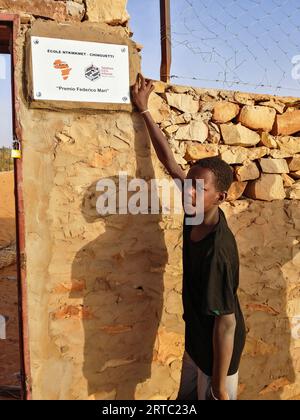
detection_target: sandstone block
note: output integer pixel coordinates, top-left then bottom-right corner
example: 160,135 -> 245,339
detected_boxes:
0,0 -> 84,21
85,0 -> 129,24
244,174 -> 286,201
185,143 -> 218,161
287,155 -> 300,171
272,110 -> 300,136
260,132 -> 277,149
175,120 -> 208,143
220,123 -> 260,147
239,105 -> 276,132
170,85 -> 192,94
235,160 -> 260,181
227,181 -> 248,201
219,146 -> 269,164
277,136 -> 300,155
281,173 -> 295,188
148,92 -> 171,123
259,100 -> 286,114
286,181 -> 300,199
164,125 -> 179,135
212,101 -> 240,123
164,93 -> 199,114
234,92 -> 255,105
258,158 -> 289,174
153,81 -> 168,93
269,149 -> 293,159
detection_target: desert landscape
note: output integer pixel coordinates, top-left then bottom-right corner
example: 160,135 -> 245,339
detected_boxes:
0,170 -> 20,395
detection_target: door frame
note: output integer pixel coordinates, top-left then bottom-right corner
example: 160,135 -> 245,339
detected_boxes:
0,14 -> 31,400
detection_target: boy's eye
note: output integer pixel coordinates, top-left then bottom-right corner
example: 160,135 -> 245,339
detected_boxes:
191,180 -> 206,191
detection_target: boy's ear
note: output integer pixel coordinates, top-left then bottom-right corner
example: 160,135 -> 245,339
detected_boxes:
218,191 -> 227,203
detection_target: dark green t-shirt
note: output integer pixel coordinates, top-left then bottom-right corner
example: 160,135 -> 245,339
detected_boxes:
182,207 -> 246,376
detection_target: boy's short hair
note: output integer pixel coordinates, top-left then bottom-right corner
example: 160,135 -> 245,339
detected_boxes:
193,157 -> 233,192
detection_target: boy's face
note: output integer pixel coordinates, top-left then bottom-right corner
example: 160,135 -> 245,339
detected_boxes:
185,166 -> 226,213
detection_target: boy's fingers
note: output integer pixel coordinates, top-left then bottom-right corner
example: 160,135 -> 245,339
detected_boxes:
145,78 -> 153,87
140,73 -> 146,89
133,83 -> 138,94
135,73 -> 141,89
146,80 -> 154,93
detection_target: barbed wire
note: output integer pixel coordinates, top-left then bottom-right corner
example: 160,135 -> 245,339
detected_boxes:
170,0 -> 300,96
170,74 -> 300,92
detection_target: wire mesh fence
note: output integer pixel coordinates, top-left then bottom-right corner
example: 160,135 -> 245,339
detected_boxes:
170,0 -> 300,96
128,0 -> 300,97
0,147 -> 13,172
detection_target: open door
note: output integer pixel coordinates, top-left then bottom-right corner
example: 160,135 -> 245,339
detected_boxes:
0,15 -> 30,400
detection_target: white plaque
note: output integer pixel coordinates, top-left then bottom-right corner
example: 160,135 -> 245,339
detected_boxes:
31,36 -> 130,104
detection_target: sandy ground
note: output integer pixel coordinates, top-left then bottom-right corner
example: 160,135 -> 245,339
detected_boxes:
0,171 -> 16,246
0,171 -> 20,391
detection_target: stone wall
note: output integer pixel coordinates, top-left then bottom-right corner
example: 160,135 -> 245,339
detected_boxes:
2,0 -> 300,400
0,0 -> 129,25
149,82 -> 300,202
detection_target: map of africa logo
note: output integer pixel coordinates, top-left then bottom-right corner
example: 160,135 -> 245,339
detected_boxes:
53,59 -> 72,80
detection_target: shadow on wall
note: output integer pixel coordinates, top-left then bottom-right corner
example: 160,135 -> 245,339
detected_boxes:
70,114 -> 168,399
228,201 -> 298,400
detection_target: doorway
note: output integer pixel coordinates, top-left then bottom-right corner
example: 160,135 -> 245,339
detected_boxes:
0,17 -> 26,400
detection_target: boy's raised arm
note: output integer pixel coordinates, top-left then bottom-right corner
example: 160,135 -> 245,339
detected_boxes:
131,74 -> 186,182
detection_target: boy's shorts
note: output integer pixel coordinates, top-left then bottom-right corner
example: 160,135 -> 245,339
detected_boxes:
176,350 -> 239,400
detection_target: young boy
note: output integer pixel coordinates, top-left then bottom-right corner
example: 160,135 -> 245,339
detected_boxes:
132,74 -> 246,401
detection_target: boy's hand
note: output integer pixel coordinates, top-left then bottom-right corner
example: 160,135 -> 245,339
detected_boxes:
207,387 -> 230,401
131,73 -> 155,112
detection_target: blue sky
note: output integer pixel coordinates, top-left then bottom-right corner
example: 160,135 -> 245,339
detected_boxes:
0,54 -> 13,147
128,0 -> 300,96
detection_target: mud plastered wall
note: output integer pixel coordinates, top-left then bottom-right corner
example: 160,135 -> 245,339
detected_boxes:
4,0 -> 300,399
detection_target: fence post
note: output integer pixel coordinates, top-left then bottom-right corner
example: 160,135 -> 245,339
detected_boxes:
160,0 -> 172,83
